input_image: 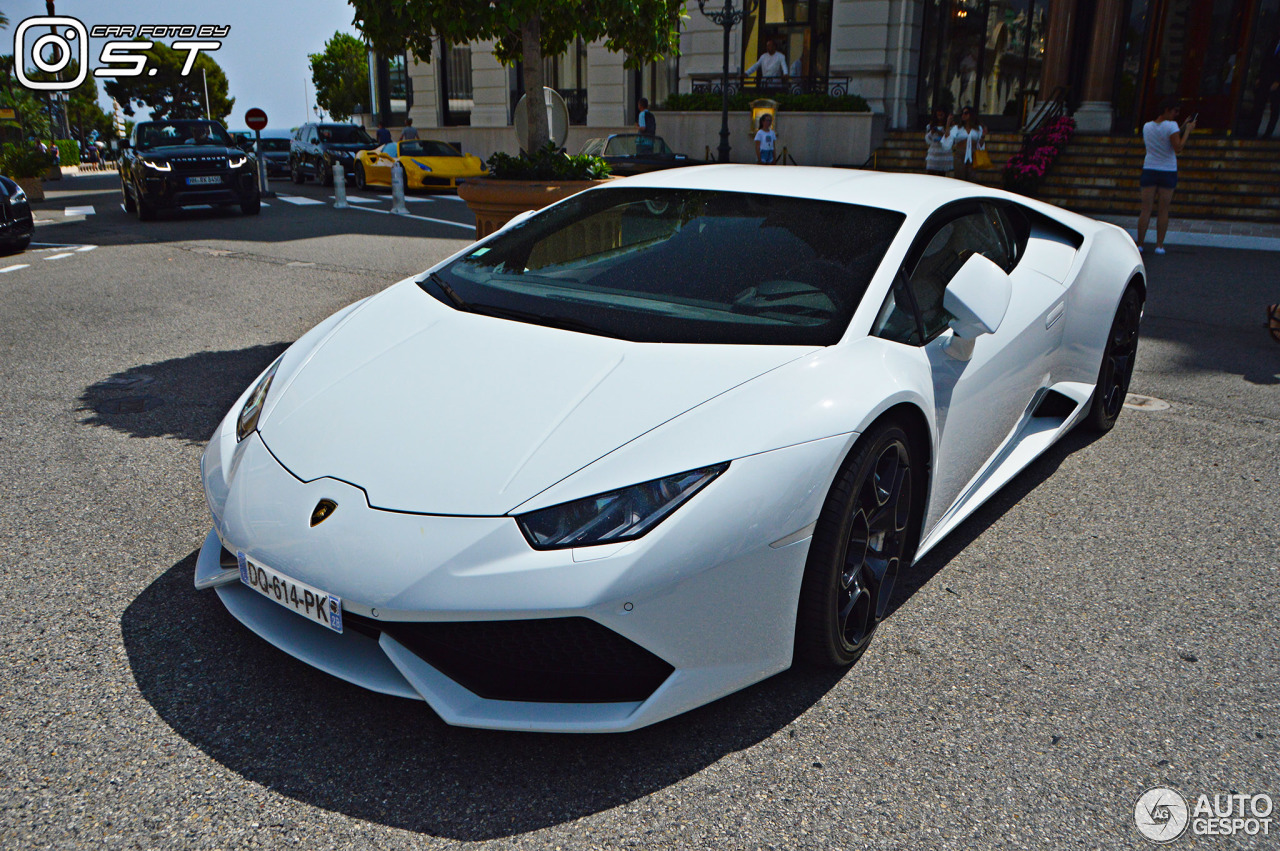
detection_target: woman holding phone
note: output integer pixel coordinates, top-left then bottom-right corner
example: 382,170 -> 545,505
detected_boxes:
1137,98 -> 1196,254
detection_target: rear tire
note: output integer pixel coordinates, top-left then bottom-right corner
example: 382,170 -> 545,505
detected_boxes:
794,419 -> 925,667
354,162 -> 366,190
1083,282 -> 1143,433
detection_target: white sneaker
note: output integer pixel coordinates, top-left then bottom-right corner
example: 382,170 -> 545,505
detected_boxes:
1154,246 -> 1166,255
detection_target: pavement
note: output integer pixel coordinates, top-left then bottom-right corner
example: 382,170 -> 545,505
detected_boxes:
1,172 -> 1277,849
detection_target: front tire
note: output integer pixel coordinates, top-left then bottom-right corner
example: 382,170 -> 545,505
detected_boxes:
794,420 -> 924,667
135,194 -> 155,222
122,180 -> 136,213
291,161 -> 304,184
240,194 -> 261,215
317,158 -> 332,187
1083,282 -> 1143,433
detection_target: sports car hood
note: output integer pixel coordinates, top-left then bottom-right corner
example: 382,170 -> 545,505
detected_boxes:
259,281 -> 813,515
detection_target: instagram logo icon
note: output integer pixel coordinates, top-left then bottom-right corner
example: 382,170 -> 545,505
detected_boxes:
14,17 -> 88,91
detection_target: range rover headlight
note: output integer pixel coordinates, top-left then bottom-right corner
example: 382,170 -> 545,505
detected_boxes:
516,463 -> 728,550
140,157 -> 172,171
236,357 -> 283,442
228,154 -> 249,168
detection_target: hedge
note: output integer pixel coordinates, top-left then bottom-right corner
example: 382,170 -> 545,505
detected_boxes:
659,91 -> 870,113
53,139 -> 80,166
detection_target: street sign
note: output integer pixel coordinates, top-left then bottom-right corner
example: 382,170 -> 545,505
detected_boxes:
245,108 -> 268,131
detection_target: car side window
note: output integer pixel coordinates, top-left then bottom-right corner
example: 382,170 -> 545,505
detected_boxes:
381,143 -> 396,156
308,129 -> 319,144
873,209 -> 1011,345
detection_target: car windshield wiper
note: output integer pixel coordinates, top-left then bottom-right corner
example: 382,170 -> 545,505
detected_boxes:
420,272 -> 606,336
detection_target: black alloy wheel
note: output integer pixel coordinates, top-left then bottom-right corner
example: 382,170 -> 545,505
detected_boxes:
795,420 -> 923,667
1084,282 -> 1143,432
354,162 -> 366,190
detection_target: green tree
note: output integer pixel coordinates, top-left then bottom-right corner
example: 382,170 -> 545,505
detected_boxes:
103,42 -> 234,123
348,0 -> 685,153
310,32 -> 369,122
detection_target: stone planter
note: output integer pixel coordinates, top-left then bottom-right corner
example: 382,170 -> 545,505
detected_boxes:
458,178 -> 612,240
16,176 -> 44,202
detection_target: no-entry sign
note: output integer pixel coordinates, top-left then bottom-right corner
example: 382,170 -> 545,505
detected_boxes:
245,108 -> 268,131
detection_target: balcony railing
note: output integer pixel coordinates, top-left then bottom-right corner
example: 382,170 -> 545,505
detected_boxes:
688,74 -> 853,97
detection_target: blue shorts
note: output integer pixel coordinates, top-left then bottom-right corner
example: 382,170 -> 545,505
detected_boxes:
1140,169 -> 1177,189
760,149 -> 775,164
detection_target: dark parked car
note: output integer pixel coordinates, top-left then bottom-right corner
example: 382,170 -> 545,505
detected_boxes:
578,134 -> 707,176
119,120 -> 260,221
289,123 -> 377,186
0,175 -> 34,253
243,130 -> 292,179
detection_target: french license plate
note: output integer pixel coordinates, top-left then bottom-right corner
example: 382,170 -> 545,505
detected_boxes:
186,175 -> 221,185
237,552 -> 343,633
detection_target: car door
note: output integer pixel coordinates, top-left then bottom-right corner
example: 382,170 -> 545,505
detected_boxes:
369,143 -> 396,184
875,203 -> 1065,529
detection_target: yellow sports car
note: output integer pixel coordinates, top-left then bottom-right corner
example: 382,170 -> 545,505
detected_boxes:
352,140 -> 488,191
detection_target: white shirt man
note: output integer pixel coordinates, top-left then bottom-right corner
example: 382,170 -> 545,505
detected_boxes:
746,41 -> 788,80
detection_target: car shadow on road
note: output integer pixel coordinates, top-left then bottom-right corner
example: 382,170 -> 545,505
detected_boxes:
121,552 -> 848,839
78,343 -> 288,444
120,428 -> 1101,839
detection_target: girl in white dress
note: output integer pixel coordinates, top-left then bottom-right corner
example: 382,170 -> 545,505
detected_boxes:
952,105 -> 985,181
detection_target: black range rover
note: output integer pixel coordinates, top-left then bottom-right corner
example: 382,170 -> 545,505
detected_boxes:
120,120 -> 261,221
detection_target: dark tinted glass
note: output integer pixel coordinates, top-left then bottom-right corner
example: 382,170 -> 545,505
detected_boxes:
907,210 -> 1010,339
429,188 -> 903,346
399,140 -> 460,157
135,121 -> 232,149
318,125 -> 374,144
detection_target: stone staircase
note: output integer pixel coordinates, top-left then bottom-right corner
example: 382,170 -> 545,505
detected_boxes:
869,130 -> 1280,223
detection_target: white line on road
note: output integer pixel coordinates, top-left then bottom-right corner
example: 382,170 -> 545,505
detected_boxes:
346,204 -> 474,230
0,264 -> 29,273
75,245 -> 97,252
44,253 -> 74,260
64,205 -> 96,216
276,195 -> 325,206
334,196 -> 380,204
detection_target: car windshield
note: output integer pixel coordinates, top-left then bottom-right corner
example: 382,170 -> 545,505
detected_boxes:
318,125 -> 374,144
399,140 -> 461,158
135,121 -> 233,149
605,135 -> 673,156
428,188 -> 904,345
259,138 -> 291,152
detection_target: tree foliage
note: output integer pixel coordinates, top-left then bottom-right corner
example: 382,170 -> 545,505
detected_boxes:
348,0 -> 685,152
310,32 -> 370,122
103,42 -> 234,123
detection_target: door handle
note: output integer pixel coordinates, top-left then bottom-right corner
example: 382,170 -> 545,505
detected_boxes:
1046,302 -> 1065,330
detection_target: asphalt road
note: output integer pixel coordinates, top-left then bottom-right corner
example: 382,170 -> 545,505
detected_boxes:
1,171 -> 1277,850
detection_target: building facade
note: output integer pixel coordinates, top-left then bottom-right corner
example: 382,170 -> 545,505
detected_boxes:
360,0 -> 1280,146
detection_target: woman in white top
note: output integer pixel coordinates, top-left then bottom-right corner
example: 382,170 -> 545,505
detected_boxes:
1138,98 -> 1196,254
754,114 -> 777,165
951,105 -> 985,181
923,107 -> 955,175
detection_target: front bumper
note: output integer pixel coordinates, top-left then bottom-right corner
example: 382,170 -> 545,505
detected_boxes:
198,424 -> 844,732
139,168 -> 258,208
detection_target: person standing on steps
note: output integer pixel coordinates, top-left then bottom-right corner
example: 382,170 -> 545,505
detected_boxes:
1137,98 -> 1195,255
952,105 -> 985,182
924,106 -> 955,176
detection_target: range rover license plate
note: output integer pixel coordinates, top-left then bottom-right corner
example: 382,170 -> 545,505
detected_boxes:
237,552 -> 343,633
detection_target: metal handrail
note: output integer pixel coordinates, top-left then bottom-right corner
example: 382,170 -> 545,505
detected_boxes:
1023,85 -> 1069,136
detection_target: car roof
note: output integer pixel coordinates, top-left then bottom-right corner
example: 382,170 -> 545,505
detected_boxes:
603,165 -> 1009,216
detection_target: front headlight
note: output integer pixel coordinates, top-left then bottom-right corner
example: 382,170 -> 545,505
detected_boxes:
228,154 -> 248,168
10,187 -> 27,203
236,357 -> 283,442
140,157 -> 171,172
516,463 -> 728,550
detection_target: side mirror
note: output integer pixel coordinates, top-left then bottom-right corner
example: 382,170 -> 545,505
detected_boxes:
942,253 -> 1011,360
119,138 -> 131,150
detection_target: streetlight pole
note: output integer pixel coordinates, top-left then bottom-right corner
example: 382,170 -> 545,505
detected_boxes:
698,0 -> 758,163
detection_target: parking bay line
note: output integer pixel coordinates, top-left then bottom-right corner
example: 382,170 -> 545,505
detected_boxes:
275,194 -> 325,206
64,205 -> 96,216
44,252 -> 74,260
0,264 -> 29,273
345,204 -> 474,231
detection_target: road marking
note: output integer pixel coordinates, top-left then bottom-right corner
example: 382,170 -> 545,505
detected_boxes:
260,202 -> 270,207
45,252 -> 74,260
0,264 -> 29,273
64,205 -> 96,216
376,195 -> 432,203
335,196 -> 380,204
346,204 -> 474,231
76,245 -> 97,252
276,194 -> 325,206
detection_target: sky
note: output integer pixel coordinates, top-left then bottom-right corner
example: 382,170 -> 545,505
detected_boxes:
4,0 -> 363,130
